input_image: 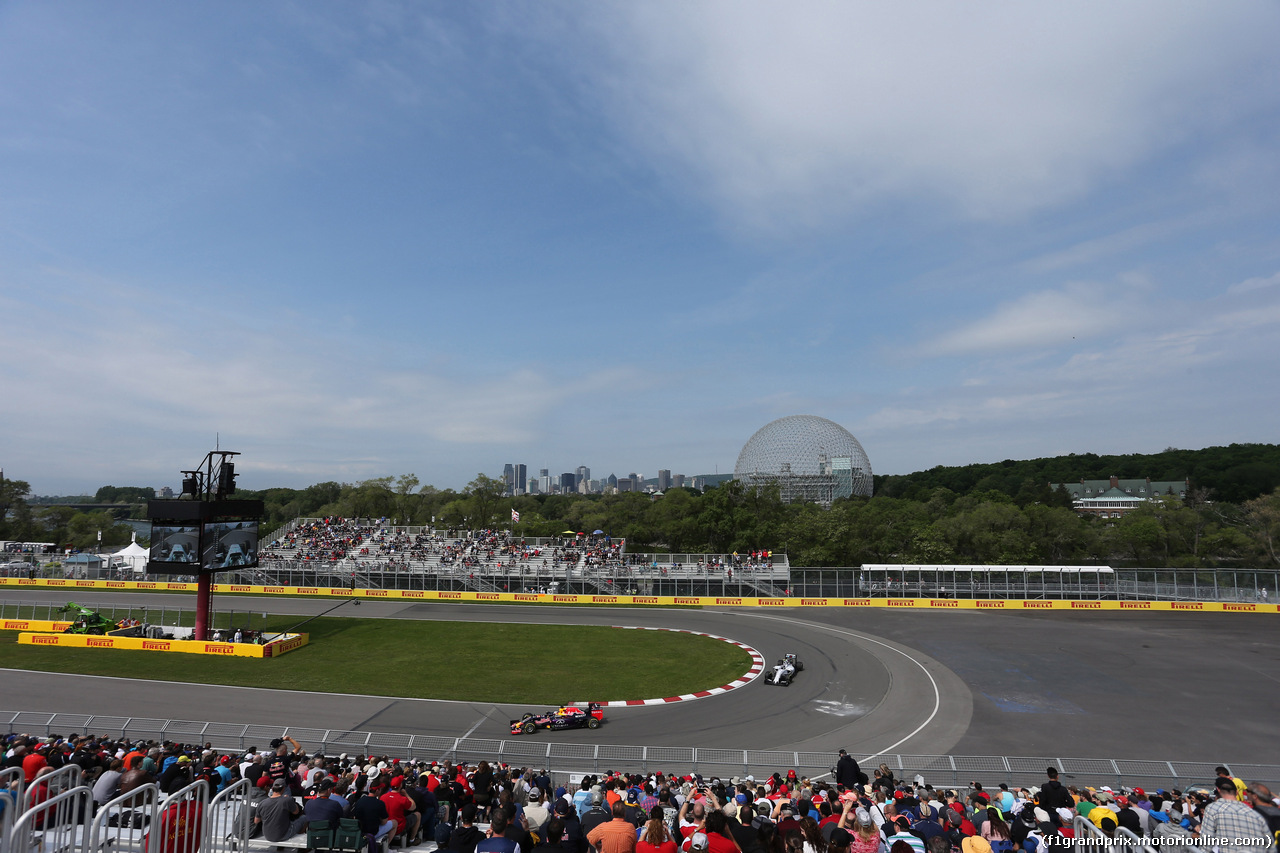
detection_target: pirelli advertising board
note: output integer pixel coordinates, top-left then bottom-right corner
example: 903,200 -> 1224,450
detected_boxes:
16,631 -> 309,658
2,577 -> 1274,613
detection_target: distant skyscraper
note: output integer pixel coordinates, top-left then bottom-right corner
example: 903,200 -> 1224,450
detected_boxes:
575,465 -> 590,489
674,474 -> 685,489
657,469 -> 672,491
560,472 -> 576,493
607,473 -> 618,490
617,477 -> 633,492
539,474 -> 552,494
514,464 -> 527,493
539,468 -> 549,478
503,463 -> 515,495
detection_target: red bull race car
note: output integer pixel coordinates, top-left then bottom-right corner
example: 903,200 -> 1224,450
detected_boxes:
510,703 -> 604,735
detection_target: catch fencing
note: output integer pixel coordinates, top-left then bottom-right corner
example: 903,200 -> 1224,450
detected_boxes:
5,709 -> 1279,793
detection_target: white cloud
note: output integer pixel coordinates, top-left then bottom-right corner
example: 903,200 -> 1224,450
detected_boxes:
924,283 -> 1126,356
571,2 -> 1280,230
1228,271 -> 1280,295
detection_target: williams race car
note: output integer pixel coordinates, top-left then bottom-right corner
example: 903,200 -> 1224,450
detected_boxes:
510,703 -> 604,735
763,653 -> 804,686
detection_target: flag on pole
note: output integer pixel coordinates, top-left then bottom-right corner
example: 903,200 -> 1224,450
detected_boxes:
511,508 -> 520,523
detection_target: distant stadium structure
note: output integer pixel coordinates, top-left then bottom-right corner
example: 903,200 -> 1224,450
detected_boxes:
734,415 -> 873,507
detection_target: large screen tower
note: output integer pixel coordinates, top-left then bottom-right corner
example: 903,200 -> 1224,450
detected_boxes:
146,450 -> 264,641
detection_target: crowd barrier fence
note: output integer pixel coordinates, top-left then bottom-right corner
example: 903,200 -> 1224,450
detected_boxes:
2,577 -> 1279,613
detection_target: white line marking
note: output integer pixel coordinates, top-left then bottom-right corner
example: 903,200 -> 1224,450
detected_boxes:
738,612 -> 942,761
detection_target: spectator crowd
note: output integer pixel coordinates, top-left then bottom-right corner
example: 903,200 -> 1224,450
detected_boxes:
3,734 -> 1277,853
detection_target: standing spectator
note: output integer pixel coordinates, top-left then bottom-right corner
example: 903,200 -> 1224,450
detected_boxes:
640,805 -> 679,853
449,804 -> 486,853
588,800 -> 640,853
479,811 -> 521,853
836,752 -> 864,792
1198,777 -> 1272,852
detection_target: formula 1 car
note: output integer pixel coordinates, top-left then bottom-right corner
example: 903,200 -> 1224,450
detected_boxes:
510,703 -> 604,735
763,653 -> 804,686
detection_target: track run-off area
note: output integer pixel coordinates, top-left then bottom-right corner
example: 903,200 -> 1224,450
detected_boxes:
3,589 -> 1279,766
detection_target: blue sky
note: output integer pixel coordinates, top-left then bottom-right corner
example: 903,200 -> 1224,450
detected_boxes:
3,2 -> 1280,495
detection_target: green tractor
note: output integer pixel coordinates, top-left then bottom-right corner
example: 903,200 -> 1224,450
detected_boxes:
58,602 -> 120,635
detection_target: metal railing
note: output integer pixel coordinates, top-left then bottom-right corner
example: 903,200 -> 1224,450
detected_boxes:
5,710 -> 1278,792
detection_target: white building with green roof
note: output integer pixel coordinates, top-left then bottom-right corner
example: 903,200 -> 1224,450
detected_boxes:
1051,475 -> 1189,518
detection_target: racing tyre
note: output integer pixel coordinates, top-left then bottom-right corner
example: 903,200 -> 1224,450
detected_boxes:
587,718 -> 600,729
523,722 -> 536,735
796,661 -> 804,671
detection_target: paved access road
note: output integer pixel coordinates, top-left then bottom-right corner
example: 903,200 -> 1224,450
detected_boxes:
3,591 -> 1277,764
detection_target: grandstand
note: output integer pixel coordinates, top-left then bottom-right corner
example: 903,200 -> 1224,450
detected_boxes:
247,518 -> 792,598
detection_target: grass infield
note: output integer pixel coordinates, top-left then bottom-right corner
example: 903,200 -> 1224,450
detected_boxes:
0,616 -> 752,704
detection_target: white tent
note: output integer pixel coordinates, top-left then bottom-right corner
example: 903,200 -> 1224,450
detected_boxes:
111,534 -> 149,573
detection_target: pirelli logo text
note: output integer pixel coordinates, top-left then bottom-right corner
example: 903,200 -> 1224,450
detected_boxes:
263,586 -> 285,594
1023,601 -> 1054,608
297,587 -> 319,595
1172,602 -> 1204,610
142,640 -> 171,651
801,599 -> 827,606
930,600 -> 959,608
439,592 -> 462,599
477,593 -> 499,600
138,583 -> 157,589
230,585 -> 252,593
888,599 -> 916,607
403,591 -> 424,598
674,598 -> 700,605
48,580 -> 67,586
553,596 -> 577,602
1120,602 -> 1152,609
1071,601 -> 1103,609
593,596 -> 618,603
843,599 -> 872,606
634,597 -> 659,605
1225,603 -> 1257,612
366,590 -> 387,597
977,601 -> 1005,608
204,644 -> 234,655
87,638 -> 113,647
720,597 -> 747,605
33,635 -> 59,645
514,594 -> 539,601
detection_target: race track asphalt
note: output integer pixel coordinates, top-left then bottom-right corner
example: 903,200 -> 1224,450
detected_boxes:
3,591 -> 1278,766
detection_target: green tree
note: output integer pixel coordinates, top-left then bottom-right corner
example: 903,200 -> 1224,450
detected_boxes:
464,474 -> 507,529
1242,488 -> 1280,567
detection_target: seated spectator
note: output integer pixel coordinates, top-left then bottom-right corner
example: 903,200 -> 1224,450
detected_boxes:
255,779 -> 304,842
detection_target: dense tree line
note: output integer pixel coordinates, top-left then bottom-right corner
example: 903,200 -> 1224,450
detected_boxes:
0,478 -> 136,550
875,443 -> 1280,504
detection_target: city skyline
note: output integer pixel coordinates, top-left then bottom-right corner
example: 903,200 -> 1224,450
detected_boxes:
3,4 -> 1279,496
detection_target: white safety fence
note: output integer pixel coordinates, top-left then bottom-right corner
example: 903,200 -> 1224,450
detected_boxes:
0,774 -> 252,853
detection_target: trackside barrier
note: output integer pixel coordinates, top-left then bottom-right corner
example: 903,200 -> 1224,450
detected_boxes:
206,778 -> 254,853
7,784 -> 92,853
23,764 -> 83,809
89,783 -> 161,853
5,710 -> 1279,792
0,789 -> 14,853
152,778 -> 210,853
3,578 -> 1278,613
0,766 -> 23,820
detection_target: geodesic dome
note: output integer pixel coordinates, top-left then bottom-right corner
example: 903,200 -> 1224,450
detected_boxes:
734,415 -> 873,504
